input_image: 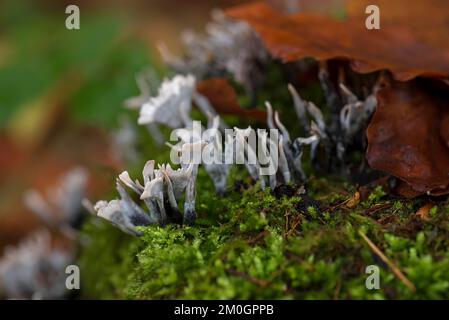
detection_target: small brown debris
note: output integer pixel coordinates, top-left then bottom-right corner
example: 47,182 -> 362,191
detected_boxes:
326,191 -> 360,212
343,191 -> 360,209
415,203 -> 434,221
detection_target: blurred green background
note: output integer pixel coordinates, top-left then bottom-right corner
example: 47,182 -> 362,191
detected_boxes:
0,0 -> 346,249
0,0 -> 250,248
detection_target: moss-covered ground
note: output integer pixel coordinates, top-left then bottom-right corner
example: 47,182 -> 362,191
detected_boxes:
78,165 -> 449,299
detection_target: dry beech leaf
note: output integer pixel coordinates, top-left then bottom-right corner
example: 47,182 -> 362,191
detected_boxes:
267,0 -> 346,14
392,180 -> 423,199
366,77 -> 449,196
226,2 -> 449,81
196,78 -> 266,121
347,0 -> 449,51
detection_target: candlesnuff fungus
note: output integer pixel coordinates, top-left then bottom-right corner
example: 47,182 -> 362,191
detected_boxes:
94,182 -> 154,236
138,74 -> 195,128
134,73 -> 226,132
124,68 -> 160,110
232,121 -> 311,190
234,126 -> 266,190
288,84 -> 327,136
287,80 -> 377,173
266,101 -> 318,182
113,116 -> 139,164
287,84 -> 327,166
110,11 -> 380,236
170,115 -> 231,195
339,83 -> 377,145
93,159 -> 198,235
124,69 -> 165,145
23,167 -> 88,235
0,229 -> 73,299
202,116 -> 231,195
159,9 -> 268,101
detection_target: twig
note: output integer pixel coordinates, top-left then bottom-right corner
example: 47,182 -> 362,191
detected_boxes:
358,230 -> 416,293
334,279 -> 341,300
284,215 -> 302,238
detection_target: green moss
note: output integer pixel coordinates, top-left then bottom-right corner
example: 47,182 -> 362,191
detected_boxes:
367,186 -> 386,204
78,172 -> 449,299
78,218 -> 142,299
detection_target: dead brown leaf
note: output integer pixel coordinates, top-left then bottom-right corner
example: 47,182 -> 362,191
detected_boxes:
366,77 -> 449,196
196,78 -> 266,121
347,0 -> 449,51
267,0 -> 346,14
226,2 -> 449,81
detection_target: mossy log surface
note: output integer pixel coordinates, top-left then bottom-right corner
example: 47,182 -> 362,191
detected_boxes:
79,168 -> 449,299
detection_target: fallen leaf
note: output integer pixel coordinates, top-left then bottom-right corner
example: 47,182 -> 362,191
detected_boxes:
391,180 -> 423,199
267,0 -> 346,14
196,78 -> 266,121
226,2 -> 449,81
366,77 -> 449,196
347,0 -> 449,51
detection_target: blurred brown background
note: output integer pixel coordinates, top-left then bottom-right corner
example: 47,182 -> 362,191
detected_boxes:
0,0 -> 347,250
0,0 -> 252,251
